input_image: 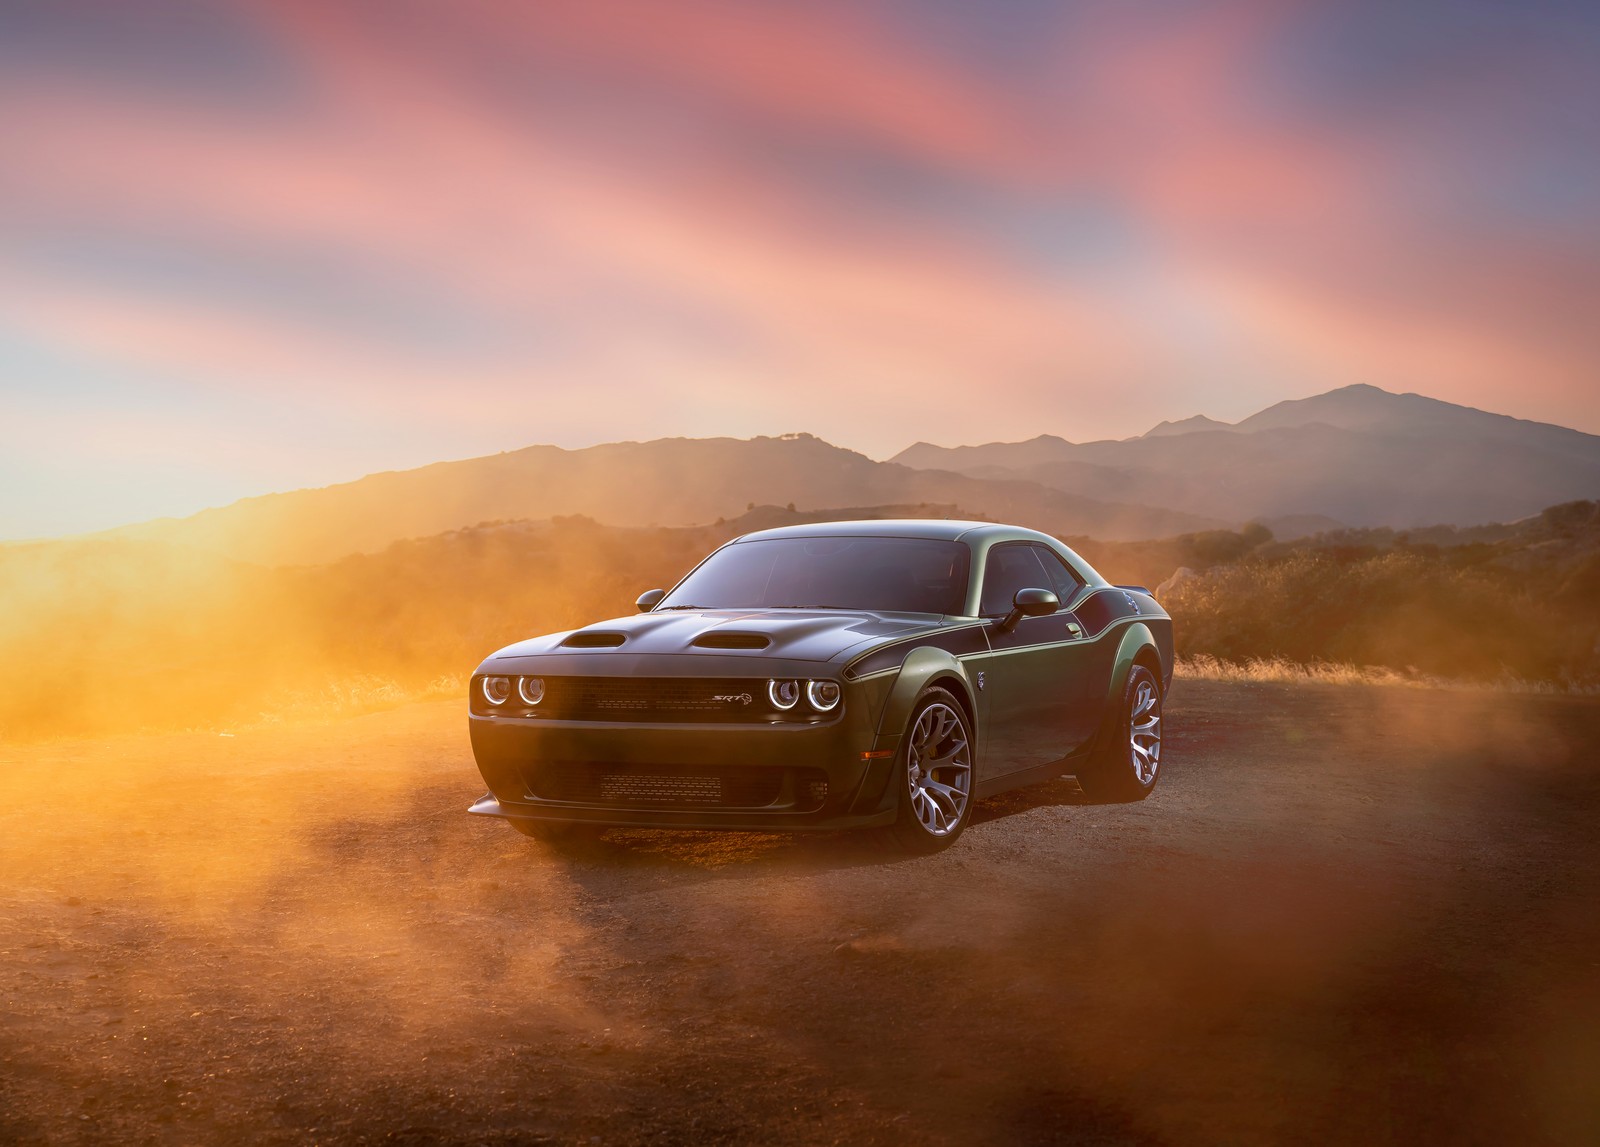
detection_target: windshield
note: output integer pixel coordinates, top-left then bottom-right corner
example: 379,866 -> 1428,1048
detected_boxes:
659,536 -> 971,614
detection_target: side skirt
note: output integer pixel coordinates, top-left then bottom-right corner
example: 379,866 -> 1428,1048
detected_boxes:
973,749 -> 1089,800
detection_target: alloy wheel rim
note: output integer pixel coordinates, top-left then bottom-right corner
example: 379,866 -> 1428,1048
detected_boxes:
1129,679 -> 1161,785
906,702 -> 971,836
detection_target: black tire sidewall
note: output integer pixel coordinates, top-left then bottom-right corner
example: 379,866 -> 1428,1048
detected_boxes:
1077,664 -> 1162,803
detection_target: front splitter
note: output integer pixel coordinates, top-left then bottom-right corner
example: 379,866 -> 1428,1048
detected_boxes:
467,792 -> 895,833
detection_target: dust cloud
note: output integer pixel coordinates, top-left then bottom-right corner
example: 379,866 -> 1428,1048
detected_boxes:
0,517 -> 725,741
3,680 -> 1598,1144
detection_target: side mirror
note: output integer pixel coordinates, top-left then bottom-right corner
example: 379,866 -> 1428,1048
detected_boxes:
999,587 -> 1058,631
635,588 -> 666,612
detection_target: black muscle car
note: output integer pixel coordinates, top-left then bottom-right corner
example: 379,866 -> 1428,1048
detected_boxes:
468,520 -> 1172,851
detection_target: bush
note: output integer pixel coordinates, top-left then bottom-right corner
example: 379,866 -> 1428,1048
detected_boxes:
1166,547 -> 1600,686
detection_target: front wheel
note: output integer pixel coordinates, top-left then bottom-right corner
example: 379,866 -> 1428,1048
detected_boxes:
1074,664 -> 1164,803
888,687 -> 975,853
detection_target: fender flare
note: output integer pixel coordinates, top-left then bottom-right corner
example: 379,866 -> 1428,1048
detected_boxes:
872,646 -> 978,742
1089,622 -> 1162,748
1107,621 -> 1163,708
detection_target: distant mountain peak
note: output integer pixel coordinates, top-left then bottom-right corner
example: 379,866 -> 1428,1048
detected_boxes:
1233,384 -> 1591,443
1236,384 -> 1450,433
1142,415 -> 1236,438
1327,382 -> 1388,395
889,433 -> 1074,470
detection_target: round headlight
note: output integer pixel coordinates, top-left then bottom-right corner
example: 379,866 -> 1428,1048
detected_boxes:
768,679 -> 800,710
481,676 -> 512,706
806,680 -> 842,712
517,676 -> 545,706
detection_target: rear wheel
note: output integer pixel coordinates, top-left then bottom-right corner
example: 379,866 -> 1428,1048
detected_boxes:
1075,664 -> 1163,803
889,688 -> 975,853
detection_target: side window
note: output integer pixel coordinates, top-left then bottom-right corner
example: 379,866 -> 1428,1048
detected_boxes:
979,545 -> 1054,616
1030,545 -> 1085,603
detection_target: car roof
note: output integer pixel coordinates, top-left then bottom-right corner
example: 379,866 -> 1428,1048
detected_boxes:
731,519 -> 1055,545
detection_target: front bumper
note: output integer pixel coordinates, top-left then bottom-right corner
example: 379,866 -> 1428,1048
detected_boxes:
468,708 -> 902,832
467,791 -> 896,832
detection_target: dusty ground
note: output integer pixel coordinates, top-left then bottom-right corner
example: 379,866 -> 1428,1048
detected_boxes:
2,678 -> 1598,1146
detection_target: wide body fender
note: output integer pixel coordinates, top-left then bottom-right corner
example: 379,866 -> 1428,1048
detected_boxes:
871,645 -> 979,749
1089,621 -> 1169,747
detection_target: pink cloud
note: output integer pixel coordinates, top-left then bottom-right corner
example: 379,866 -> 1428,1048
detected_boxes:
2,0 -> 1596,520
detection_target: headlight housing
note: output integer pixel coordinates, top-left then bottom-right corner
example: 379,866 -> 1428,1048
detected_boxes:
806,679 -> 841,712
481,676 -> 512,706
768,678 -> 801,710
517,676 -> 545,706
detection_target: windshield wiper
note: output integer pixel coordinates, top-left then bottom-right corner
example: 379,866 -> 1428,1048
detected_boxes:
772,604 -> 854,610
657,604 -> 714,611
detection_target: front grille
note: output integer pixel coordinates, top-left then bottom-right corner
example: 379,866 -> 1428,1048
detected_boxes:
526,762 -> 828,811
536,677 -> 778,723
599,773 -> 721,803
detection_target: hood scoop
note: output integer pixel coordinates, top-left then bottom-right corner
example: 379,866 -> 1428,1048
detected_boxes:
561,631 -> 627,648
691,632 -> 771,650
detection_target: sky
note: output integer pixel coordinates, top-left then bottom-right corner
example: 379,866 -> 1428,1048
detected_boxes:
2,0 -> 1598,540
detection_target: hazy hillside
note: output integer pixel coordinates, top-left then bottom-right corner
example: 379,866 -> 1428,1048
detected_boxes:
1234,385 -> 1600,457
0,505 -> 976,739
65,386 -> 1600,567
7,383 -> 1597,740
892,385 -> 1600,529
103,433 -> 1222,566
5,500 -> 1597,741
1161,500 -> 1600,685
892,434 -> 1078,472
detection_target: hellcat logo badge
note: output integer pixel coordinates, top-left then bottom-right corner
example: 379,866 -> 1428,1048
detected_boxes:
712,693 -> 754,705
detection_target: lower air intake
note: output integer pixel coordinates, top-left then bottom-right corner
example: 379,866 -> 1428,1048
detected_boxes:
531,762 -> 782,808
526,762 -> 829,811
599,773 -> 722,804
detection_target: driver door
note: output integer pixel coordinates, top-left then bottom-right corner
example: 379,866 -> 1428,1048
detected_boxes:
977,543 -> 1101,775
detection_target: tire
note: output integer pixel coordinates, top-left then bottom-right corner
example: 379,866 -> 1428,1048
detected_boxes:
888,687 -> 976,853
1075,664 -> 1163,803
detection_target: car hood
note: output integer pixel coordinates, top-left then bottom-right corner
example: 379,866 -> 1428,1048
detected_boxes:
490,608 -> 945,665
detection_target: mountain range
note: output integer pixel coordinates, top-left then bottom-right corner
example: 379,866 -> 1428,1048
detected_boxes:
893,385 -> 1600,531
106,434 -> 1224,567
92,384 -> 1598,567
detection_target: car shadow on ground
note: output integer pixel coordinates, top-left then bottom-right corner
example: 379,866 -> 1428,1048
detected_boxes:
969,774 -> 1094,825
494,772 -> 1104,883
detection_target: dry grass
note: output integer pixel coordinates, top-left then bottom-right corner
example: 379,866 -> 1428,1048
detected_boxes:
1176,654 -> 1599,695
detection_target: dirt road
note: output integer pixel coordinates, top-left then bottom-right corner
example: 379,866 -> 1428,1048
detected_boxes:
2,679 -> 1597,1145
